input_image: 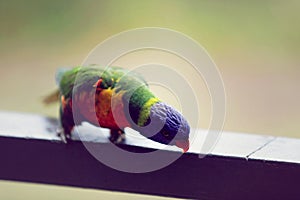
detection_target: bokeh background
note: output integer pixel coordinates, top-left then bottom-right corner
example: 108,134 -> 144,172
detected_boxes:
0,0 -> 300,137
1,0 -> 299,137
0,0 -> 299,198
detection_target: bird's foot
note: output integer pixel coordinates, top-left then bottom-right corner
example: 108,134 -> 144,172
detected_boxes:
56,127 -> 71,144
109,129 -> 125,144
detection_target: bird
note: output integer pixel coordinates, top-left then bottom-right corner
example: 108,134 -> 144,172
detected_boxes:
44,65 -> 190,152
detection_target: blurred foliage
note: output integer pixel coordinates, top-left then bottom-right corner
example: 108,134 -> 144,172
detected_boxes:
0,0 -> 299,136
1,0 -> 299,55
0,180 -> 181,200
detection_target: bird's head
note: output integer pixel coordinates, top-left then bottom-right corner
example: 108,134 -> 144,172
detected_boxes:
137,102 -> 190,152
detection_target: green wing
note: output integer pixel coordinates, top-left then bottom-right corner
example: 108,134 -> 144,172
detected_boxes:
58,66 -> 148,99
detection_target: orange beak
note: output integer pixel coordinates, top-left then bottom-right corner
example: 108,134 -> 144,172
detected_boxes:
175,140 -> 190,153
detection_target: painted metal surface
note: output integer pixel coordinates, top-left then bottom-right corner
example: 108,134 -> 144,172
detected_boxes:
0,111 -> 300,199
1,111 -> 299,162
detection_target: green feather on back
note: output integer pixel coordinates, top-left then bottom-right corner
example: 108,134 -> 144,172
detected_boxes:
58,66 -> 134,97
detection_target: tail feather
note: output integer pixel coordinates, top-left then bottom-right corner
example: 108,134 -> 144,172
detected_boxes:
43,89 -> 60,104
43,67 -> 71,105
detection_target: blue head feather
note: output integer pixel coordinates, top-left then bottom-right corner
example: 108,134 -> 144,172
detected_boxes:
137,102 -> 190,146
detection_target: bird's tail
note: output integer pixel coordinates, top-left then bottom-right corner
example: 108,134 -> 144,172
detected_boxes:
43,89 -> 60,104
43,67 -> 72,105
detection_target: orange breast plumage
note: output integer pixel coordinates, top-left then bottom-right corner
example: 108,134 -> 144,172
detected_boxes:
72,87 -> 130,130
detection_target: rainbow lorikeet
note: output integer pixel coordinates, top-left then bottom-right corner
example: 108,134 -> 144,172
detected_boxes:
44,66 -> 190,152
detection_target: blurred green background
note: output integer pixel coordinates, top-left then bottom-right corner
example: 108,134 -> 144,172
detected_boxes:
1,0 -> 299,137
0,0 -> 299,199
0,180 -> 182,200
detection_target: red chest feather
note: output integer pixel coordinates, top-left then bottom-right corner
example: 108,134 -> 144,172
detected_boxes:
72,88 -> 130,130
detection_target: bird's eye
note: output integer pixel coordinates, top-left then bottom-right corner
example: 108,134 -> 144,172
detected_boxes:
162,131 -> 169,137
